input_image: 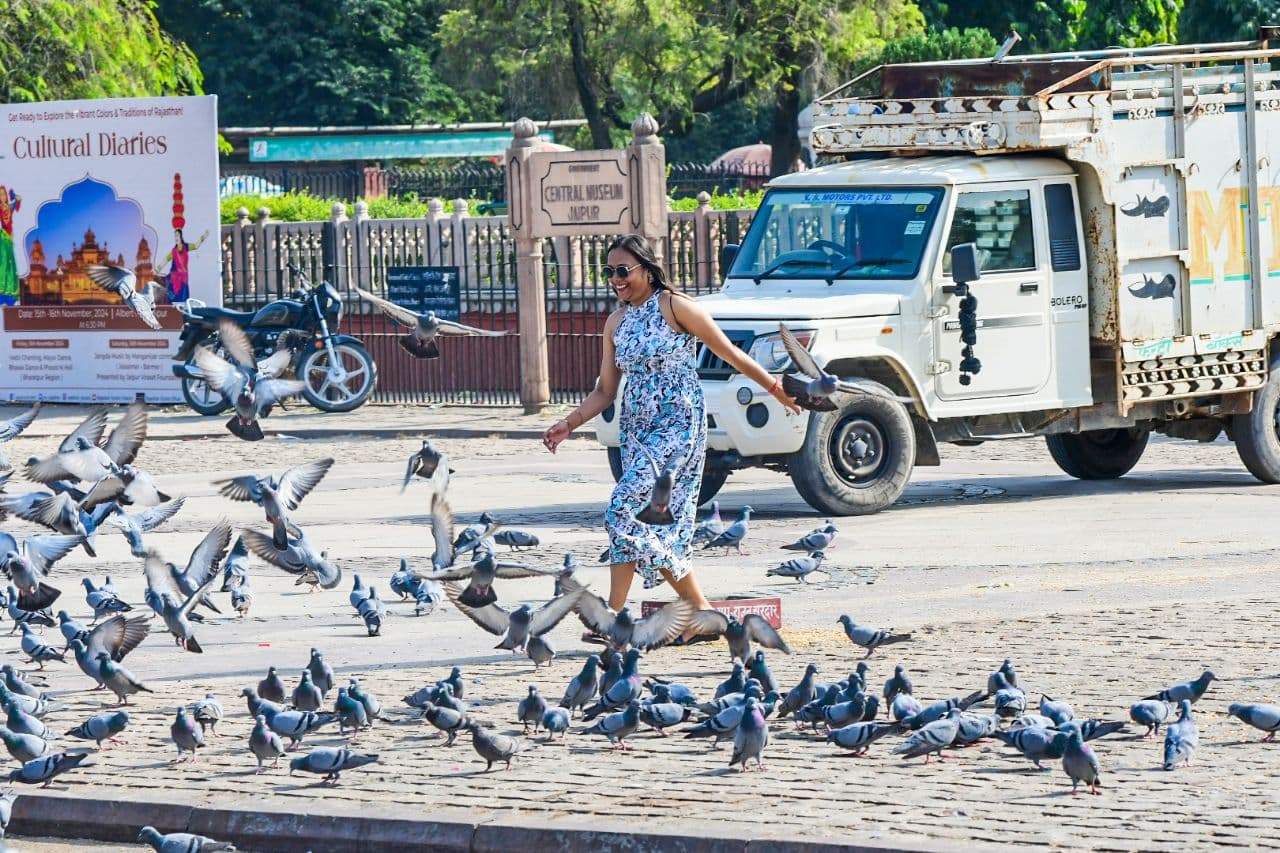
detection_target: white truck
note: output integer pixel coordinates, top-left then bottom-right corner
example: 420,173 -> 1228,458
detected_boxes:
597,35 -> 1280,514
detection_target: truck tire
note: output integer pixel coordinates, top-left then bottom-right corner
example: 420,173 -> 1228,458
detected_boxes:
1045,428 -> 1149,479
606,447 -> 728,507
788,384 -> 916,516
1233,356 -> 1280,483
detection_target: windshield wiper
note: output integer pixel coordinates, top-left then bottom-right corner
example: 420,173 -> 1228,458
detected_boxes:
823,256 -> 910,284
752,250 -> 837,285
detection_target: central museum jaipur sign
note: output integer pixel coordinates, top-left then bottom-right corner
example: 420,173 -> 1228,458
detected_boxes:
532,152 -> 630,232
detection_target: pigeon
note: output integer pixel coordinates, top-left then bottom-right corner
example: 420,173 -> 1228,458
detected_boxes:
901,693 -> 986,730
1062,728 -> 1102,795
78,463 -> 171,510
24,401 -> 147,485
82,577 -> 131,621
987,658 -> 1019,696
68,614 -> 150,689
796,684 -> 844,732
561,655 -> 602,717
402,438 -> 451,495
195,320 -> 307,440
598,651 -> 624,696
728,697 -> 769,771
334,687 -> 370,735
7,493 -> 113,557
0,726 -> 52,763
264,707 -> 339,749
86,264 -> 163,329
66,710 -> 129,749
639,693 -> 692,735
1,665 -> 46,699
240,688 -> 287,721
0,788 -> 11,839
562,576 -> 692,651
632,443 -> 683,525
1040,694 -> 1075,726
687,609 -> 791,663
0,685 -> 52,719
249,713 -> 287,773
420,702 -> 472,745
993,726 -> 1069,770
170,705 -> 204,762
355,586 -> 387,636
766,551 -> 827,583
19,624 -> 64,669
412,500 -> 551,607
241,525 -> 341,590
143,550 -> 217,652
193,693 -> 225,736
1058,719 -> 1127,742
466,721 -> 524,770
828,720 -> 903,755
0,531 -> 78,608
231,580 -> 254,617
777,322 -> 915,409
106,499 -> 186,558
137,826 -> 236,852
453,511 -> 500,556
445,583 -> 581,658
57,610 -> 90,650
701,506 -> 752,555
164,521 -> 233,615
355,286 -> 510,359
683,684 -> 767,748
349,574 -> 370,609
691,500 -> 723,545
883,665 -> 913,707
289,747 -> 378,783
715,664 -> 747,700
581,649 -> 644,720
747,651 -> 779,693
517,686 -> 548,733
893,709 -> 962,763
1227,702 -> 1280,741
308,648 -> 335,696
837,615 -> 911,658
493,530 -> 540,551
0,402 -> 40,471
954,712 -> 1001,746
542,707 -> 571,741
776,664 -> 821,722
1145,670 -> 1217,705
347,678 -> 383,723
992,673 -> 1027,719
412,578 -> 444,616
1012,714 -> 1059,730
8,751 -> 90,786
781,523 -> 837,552
584,699 -> 642,750
96,652 -> 152,705
1163,699 -> 1199,770
4,589 -> 54,634
214,458 -> 334,549
293,671 -> 323,712
220,536 -> 250,592
257,668 -> 287,705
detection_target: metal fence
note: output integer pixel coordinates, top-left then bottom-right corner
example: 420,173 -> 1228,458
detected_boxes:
218,197 -> 757,405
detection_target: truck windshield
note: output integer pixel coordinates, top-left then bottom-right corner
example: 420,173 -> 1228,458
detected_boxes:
730,187 -> 945,281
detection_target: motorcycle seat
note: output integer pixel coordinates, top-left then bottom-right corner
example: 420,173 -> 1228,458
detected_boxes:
191,306 -> 257,323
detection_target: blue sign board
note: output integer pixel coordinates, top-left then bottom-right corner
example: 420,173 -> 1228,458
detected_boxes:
249,131 -> 554,162
386,267 -> 461,321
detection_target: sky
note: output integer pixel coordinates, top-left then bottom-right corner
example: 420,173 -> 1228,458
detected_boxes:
20,175 -> 160,273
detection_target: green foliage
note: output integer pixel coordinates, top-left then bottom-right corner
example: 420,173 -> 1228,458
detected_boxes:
917,0 -> 1181,52
156,0 -> 479,127
0,0 -> 202,103
1179,0 -> 1279,43
668,189 -> 764,211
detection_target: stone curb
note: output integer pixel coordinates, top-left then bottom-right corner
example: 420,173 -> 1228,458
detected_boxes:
22,425 -> 593,442
9,791 -> 984,853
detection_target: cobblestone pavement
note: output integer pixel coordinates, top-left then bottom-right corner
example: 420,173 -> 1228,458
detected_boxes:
3,404 -> 1280,850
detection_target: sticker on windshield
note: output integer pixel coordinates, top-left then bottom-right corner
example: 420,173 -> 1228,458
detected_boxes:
904,220 -> 926,235
800,191 -> 935,205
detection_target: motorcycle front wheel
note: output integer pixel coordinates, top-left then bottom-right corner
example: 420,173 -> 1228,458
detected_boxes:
180,357 -> 230,416
296,341 -> 378,413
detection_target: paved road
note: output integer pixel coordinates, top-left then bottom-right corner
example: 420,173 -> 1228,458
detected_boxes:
2,404 -> 1280,850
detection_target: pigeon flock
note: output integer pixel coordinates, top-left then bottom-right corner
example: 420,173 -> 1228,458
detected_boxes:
0,399 -> 1273,850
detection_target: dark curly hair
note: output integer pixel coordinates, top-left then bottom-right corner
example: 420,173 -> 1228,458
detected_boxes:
607,234 -> 675,291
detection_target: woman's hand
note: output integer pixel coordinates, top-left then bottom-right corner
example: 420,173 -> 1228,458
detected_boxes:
543,420 -> 571,453
769,381 -> 804,415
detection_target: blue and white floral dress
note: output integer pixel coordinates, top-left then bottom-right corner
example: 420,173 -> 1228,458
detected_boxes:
605,290 -> 706,588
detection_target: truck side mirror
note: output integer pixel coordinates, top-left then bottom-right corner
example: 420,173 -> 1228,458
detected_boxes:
720,243 -> 740,274
950,243 -> 981,284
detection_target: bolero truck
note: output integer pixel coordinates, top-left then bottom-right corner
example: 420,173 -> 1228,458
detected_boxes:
596,35 -> 1280,515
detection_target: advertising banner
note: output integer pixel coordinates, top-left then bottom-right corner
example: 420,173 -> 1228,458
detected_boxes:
0,95 -> 219,402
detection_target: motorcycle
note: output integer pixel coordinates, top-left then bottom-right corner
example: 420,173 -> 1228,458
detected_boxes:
171,266 -> 378,415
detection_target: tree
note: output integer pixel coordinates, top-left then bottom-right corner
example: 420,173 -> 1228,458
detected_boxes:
1179,0 -> 1280,43
0,0 -> 202,103
917,0 -> 1181,52
155,0 -> 477,127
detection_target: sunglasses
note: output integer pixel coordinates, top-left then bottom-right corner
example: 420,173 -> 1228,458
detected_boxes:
602,263 -> 641,279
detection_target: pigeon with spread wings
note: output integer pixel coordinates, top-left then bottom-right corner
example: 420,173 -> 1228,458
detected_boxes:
241,524 -> 341,590
143,549 -> 218,653
194,320 -> 306,441
86,264 -> 163,330
0,403 -> 41,471
559,575 -> 691,651
634,444 -> 683,526
25,402 -> 147,486
444,582 -> 582,657
214,458 -> 333,549
104,498 -> 185,558
777,323 -> 914,411
686,608 -> 792,663
0,530 -> 79,610
355,287 -> 510,359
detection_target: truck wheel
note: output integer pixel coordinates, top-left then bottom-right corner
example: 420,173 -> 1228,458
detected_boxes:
1233,356 -> 1280,483
1045,428 -> 1149,479
606,447 -> 729,507
788,385 -> 916,516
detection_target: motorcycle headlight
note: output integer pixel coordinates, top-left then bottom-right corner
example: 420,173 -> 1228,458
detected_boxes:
748,330 -> 814,372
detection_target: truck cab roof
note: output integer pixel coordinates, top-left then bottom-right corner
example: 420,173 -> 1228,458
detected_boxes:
769,155 -> 1076,188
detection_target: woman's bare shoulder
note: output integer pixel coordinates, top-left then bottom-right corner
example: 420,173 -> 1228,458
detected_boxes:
604,306 -> 627,329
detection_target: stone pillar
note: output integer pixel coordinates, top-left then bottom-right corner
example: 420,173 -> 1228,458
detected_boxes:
506,117 -> 551,414
625,113 -> 668,264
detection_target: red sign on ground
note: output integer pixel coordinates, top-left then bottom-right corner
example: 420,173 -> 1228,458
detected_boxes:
641,596 -> 782,629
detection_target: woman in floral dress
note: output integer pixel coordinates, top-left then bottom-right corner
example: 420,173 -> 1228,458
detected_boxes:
544,234 -> 799,641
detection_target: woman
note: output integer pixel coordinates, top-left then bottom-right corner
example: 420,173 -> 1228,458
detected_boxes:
161,227 -> 208,304
0,187 -> 20,306
543,234 -> 800,641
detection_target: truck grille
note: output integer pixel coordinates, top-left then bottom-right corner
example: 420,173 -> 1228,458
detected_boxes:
697,330 -> 754,380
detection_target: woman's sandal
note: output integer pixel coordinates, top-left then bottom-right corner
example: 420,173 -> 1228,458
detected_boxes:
672,634 -> 717,647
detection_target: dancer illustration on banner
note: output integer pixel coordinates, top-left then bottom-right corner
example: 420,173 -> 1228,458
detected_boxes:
159,173 -> 207,304
0,186 -> 20,306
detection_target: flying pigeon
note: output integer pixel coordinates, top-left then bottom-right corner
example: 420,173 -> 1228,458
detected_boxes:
105,498 -> 186,558
24,401 -> 147,485
195,319 -> 306,441
241,525 -> 341,590
687,609 -> 791,663
143,549 -> 219,652
164,520 -> 233,615
355,286 -> 510,359
632,443 -> 683,525
0,530 -> 78,609
777,323 -> 914,409
445,583 -> 581,664
86,264 -> 163,329
214,458 -> 334,549
0,402 -> 41,471
560,575 -> 691,651
403,438 -> 451,495
68,614 -> 150,688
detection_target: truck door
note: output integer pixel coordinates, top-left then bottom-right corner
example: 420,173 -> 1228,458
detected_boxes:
932,184 -> 1051,400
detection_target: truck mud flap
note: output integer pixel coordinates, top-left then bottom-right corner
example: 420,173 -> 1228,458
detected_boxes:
911,414 -> 941,467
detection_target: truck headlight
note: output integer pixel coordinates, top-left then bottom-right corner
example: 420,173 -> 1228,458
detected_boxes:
748,330 -> 814,371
